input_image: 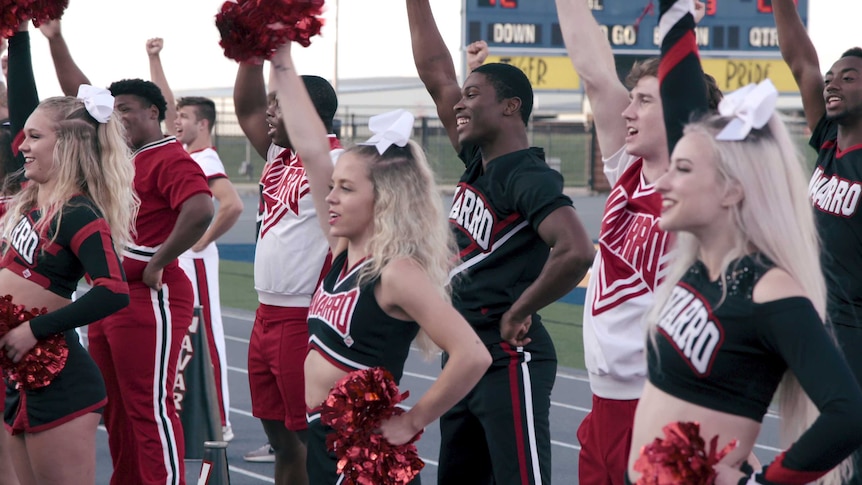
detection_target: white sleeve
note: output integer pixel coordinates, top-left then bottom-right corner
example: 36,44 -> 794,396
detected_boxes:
602,146 -> 639,187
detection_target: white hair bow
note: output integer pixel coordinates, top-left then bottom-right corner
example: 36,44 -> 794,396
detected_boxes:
76,84 -> 115,124
715,79 -> 778,141
359,109 -> 415,155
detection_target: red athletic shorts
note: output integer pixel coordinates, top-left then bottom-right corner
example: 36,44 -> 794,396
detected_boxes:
248,304 -> 308,431
577,394 -> 639,485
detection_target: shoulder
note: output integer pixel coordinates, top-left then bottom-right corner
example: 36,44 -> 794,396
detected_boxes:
381,257 -> 427,285
752,267 -> 806,303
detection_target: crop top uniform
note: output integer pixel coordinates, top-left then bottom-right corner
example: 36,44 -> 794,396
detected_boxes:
307,251 -> 419,385
648,255 -> 862,484
2,195 -> 129,433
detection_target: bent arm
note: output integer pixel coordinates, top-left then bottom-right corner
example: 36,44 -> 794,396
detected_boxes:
509,206 -> 594,320
149,193 -> 214,272
233,62 -> 272,160
406,0 -> 463,151
40,20 -> 90,97
192,177 -> 243,250
773,0 -> 824,130
378,260 -> 491,444
555,0 -> 630,156
270,43 -> 338,251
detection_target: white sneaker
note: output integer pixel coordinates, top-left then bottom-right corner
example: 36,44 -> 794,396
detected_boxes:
243,443 -> 275,463
222,425 -> 234,442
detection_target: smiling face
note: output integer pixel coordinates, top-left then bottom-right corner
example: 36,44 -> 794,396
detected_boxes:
622,76 -> 667,161
175,105 -> 205,146
19,108 -> 59,186
114,94 -> 159,149
824,56 -> 862,124
655,132 -> 736,238
453,72 -> 508,146
325,152 -> 375,244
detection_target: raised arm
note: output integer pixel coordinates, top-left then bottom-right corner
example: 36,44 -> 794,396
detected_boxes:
270,43 -> 338,251
406,0 -> 463,151
7,23 -> 39,152
658,0 -> 709,154
773,0 -> 824,131
146,38 -> 177,135
233,61 -> 272,160
555,0 -> 631,156
466,40 -> 489,72
38,20 -> 90,97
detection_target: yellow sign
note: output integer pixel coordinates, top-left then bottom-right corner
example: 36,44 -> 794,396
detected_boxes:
484,56 -> 798,94
486,55 -> 580,90
701,58 -> 798,93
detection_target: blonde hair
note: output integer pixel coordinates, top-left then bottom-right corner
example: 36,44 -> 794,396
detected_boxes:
1,97 -> 139,255
347,140 -> 459,353
648,114 -> 851,484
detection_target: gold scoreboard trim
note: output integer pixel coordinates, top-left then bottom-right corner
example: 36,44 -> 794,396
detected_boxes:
485,55 -> 797,93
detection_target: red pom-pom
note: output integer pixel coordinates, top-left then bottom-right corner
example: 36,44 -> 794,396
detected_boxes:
321,367 -> 424,485
215,0 -> 325,63
634,421 -> 737,485
0,0 -> 67,38
0,294 -> 68,390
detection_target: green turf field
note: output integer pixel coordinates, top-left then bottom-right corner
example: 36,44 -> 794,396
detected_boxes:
218,260 -> 587,370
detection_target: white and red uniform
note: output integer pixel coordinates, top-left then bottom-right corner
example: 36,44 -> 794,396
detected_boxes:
247,137 -> 342,430
88,137 -> 211,485
579,148 -> 673,484
178,146 -> 231,429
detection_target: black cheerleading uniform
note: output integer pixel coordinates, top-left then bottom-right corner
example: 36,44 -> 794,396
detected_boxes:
649,255 -> 862,484
306,251 -> 421,484
808,115 -> 862,484
438,143 -> 570,485
1,196 -> 130,434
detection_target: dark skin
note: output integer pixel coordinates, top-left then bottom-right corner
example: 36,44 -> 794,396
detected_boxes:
232,59 -> 310,485
407,0 -> 595,345
773,0 -> 862,148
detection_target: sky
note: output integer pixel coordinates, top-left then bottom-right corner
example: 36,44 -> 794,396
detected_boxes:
19,0 -> 862,99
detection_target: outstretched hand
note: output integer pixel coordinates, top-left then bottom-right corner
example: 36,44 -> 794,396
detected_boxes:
466,40 -> 489,71
146,37 -> 164,56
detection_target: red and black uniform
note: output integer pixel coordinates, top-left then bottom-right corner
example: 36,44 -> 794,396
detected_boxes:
648,255 -> 862,484
88,137 -> 210,485
808,114 -> 862,483
305,252 -> 420,484
439,142 -> 570,485
2,196 -> 129,433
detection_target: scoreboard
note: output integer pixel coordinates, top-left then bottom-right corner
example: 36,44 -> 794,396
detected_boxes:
464,0 -> 808,92
465,0 -> 808,54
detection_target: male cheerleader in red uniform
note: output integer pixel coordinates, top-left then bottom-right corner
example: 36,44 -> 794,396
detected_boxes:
147,37 -> 245,441
234,59 -> 342,484
40,21 -> 215,485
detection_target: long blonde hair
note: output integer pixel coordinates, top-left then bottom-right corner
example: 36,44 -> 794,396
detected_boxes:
348,140 -> 459,353
1,97 -> 138,255
649,114 -> 851,484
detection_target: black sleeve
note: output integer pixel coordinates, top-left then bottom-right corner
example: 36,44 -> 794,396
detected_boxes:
755,297 -> 862,484
28,206 -> 129,339
7,30 -> 39,147
507,159 -> 572,231
658,0 -> 710,154
457,142 -> 481,168
808,115 -> 835,152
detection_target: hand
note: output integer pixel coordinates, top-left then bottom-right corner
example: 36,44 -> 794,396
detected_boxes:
694,0 -> 707,24
0,322 -> 37,364
378,413 -> 422,446
466,40 -> 489,71
713,462 -> 747,485
146,37 -> 164,57
500,309 -> 532,347
38,19 -> 62,40
142,263 -> 164,291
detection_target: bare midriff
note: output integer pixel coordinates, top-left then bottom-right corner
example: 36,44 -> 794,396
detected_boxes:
305,349 -> 351,410
0,268 -> 71,315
